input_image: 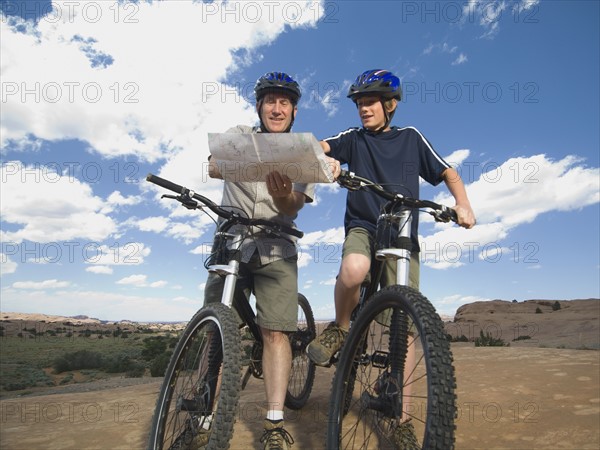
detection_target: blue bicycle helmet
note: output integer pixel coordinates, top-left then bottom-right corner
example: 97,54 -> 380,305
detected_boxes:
254,72 -> 302,104
347,69 -> 402,102
347,69 -> 401,133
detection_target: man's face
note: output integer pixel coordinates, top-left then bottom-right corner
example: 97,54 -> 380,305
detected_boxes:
258,92 -> 297,133
356,95 -> 388,131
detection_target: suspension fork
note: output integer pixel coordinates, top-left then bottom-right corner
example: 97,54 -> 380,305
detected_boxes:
373,209 -> 413,418
207,230 -> 244,308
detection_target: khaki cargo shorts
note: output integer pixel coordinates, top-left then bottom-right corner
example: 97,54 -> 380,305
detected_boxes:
343,227 -> 420,331
204,251 -> 298,332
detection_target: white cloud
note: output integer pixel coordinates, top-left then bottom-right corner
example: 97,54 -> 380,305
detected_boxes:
12,279 -> 71,289
462,0 -> 508,39
116,273 -> 166,288
435,294 -> 492,317
85,265 -> 113,275
100,191 -> 143,214
299,226 -> 344,247
116,274 -> 147,286
1,254 -> 18,275
452,53 -> 468,65
1,161 -> 116,243
421,154 -> 600,268
422,41 -> 466,65
134,216 -> 170,233
0,287 -> 197,321
85,242 -> 151,266
514,0 -> 540,14
1,1 -> 325,167
445,149 -> 471,167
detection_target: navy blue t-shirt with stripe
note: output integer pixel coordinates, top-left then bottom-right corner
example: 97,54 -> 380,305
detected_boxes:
324,126 -> 450,252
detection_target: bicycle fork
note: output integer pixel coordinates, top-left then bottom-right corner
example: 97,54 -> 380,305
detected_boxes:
207,230 -> 244,307
362,209 -> 413,420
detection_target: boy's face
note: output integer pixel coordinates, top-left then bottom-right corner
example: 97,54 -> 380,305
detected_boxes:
356,95 -> 388,131
258,92 -> 297,133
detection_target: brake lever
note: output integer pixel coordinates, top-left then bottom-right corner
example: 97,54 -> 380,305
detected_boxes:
431,210 -> 451,223
160,193 -> 198,210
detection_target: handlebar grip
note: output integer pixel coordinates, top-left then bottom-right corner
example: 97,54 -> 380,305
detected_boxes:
282,226 -> 303,239
146,173 -> 186,194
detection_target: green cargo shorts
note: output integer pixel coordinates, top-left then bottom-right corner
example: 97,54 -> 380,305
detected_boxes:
343,227 -> 420,331
204,251 -> 298,332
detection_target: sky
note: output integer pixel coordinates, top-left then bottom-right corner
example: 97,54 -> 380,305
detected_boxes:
1,0 -> 598,322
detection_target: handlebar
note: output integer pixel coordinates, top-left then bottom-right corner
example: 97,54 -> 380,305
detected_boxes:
336,170 -> 458,223
146,173 -> 304,239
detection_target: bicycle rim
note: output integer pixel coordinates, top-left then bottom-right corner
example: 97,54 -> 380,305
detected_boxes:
327,285 -> 456,450
148,303 -> 241,450
285,293 -> 317,409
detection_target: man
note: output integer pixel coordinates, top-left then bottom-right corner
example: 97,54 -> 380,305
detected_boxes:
207,72 -> 311,450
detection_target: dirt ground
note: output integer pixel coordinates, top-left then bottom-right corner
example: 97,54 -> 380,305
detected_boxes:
1,345 -> 598,450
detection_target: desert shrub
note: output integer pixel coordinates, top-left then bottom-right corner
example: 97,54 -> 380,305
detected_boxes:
513,335 -> 532,341
535,307 -> 543,314
552,301 -> 561,311
60,373 -> 74,385
104,354 -> 138,373
125,362 -> 146,378
447,334 -> 470,342
150,352 -> 171,377
1,365 -> 53,391
142,336 -> 168,361
53,349 -> 104,373
474,330 -> 508,347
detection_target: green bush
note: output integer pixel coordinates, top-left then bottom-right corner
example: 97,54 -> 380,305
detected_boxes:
142,336 -> 168,361
474,330 -> 508,347
552,301 -> 561,311
150,352 -> 171,377
513,335 -> 532,341
53,349 -> 104,373
447,334 -> 470,342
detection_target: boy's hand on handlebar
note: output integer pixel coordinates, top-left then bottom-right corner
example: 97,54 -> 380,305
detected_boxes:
266,171 -> 293,198
453,203 -> 476,229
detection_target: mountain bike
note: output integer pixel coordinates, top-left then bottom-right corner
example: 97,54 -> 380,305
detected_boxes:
145,174 -> 316,450
327,170 -> 457,450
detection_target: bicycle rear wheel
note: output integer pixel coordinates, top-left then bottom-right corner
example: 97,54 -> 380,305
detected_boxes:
285,293 -> 317,409
148,303 -> 241,450
327,285 -> 456,450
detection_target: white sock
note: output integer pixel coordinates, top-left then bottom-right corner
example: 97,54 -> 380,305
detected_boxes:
266,410 -> 284,422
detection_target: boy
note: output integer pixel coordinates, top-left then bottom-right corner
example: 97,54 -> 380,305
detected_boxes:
307,69 -> 475,365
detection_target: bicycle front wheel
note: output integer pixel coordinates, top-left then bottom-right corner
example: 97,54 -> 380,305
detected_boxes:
327,285 -> 456,450
148,303 -> 241,450
285,293 -> 317,409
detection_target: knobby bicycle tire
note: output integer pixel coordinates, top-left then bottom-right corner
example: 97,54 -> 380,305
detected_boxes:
327,285 -> 456,450
285,293 -> 317,409
148,303 -> 241,450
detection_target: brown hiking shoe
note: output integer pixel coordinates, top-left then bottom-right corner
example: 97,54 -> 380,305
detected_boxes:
306,322 -> 348,366
260,419 -> 294,450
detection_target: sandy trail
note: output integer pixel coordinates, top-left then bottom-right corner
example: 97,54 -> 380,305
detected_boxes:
1,346 -> 598,449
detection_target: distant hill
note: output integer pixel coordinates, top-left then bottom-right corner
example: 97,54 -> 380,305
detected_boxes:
0,311 -> 187,335
2,298 -> 599,349
447,298 -> 599,349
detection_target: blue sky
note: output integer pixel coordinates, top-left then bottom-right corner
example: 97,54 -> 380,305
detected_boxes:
1,0 -> 598,322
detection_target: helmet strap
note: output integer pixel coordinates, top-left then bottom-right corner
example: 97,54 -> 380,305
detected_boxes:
364,100 -> 394,135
